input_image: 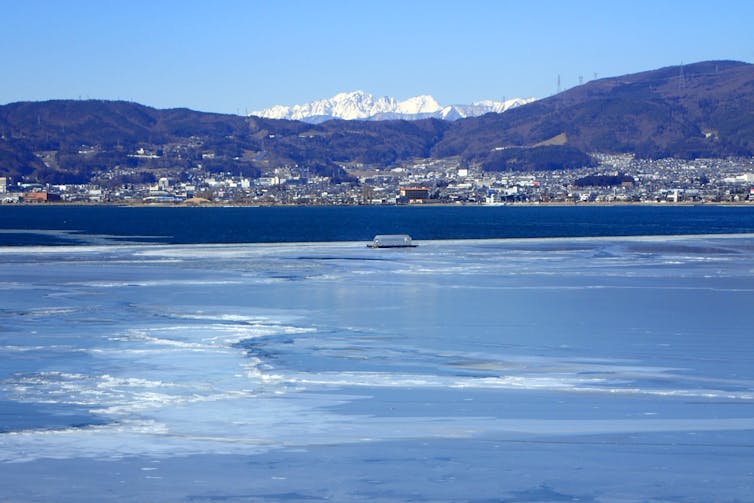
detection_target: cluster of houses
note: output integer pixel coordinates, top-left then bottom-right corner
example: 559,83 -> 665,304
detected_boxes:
3,154 -> 754,205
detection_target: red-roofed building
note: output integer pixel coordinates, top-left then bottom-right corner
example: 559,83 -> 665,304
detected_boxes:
23,191 -> 61,203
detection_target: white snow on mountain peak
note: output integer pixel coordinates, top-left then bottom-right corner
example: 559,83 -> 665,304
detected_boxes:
395,95 -> 443,114
250,91 -> 536,123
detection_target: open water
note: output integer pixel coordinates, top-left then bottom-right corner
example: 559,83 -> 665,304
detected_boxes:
1,206 -> 754,502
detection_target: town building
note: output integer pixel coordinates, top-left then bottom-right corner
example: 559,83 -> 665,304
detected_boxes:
23,191 -> 61,203
399,186 -> 430,203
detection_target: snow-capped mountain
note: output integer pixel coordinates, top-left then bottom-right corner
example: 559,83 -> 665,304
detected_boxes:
437,98 -> 537,121
250,91 -> 536,123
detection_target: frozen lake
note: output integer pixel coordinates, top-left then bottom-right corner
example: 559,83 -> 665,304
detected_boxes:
1,235 -> 754,501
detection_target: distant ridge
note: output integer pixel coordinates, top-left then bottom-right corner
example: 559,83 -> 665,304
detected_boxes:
433,60 -> 754,161
2,60 -> 754,183
250,91 -> 536,123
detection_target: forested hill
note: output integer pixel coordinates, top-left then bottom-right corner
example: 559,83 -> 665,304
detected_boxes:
433,60 -> 754,161
0,100 -> 449,183
1,60 -> 753,183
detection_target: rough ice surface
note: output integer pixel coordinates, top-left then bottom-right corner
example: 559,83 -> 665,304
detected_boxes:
1,236 -> 753,501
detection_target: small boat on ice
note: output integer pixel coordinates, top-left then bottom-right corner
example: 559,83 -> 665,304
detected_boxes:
367,234 -> 417,248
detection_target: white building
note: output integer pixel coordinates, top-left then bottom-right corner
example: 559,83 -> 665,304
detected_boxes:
257,176 -> 280,187
723,173 -> 754,184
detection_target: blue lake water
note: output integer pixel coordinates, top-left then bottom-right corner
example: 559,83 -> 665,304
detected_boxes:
3,204 -> 754,245
1,206 -> 754,501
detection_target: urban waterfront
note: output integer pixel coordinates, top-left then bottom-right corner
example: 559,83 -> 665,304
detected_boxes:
3,154 -> 754,206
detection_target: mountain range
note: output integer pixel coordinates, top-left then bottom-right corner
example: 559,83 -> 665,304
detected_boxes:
1,60 -> 753,183
250,91 -> 536,123
435,60 -> 754,162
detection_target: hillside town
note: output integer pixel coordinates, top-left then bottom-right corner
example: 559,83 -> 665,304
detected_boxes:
2,153 -> 754,206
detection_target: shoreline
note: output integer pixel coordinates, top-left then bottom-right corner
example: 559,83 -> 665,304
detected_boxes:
3,200 -> 754,208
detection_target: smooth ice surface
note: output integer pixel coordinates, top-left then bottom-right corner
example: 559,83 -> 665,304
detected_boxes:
1,235 -> 754,501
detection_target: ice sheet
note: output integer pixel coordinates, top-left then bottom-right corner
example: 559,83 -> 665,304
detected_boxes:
1,235 -> 753,501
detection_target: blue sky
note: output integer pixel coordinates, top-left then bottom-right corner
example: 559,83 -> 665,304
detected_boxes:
2,0 -> 753,114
